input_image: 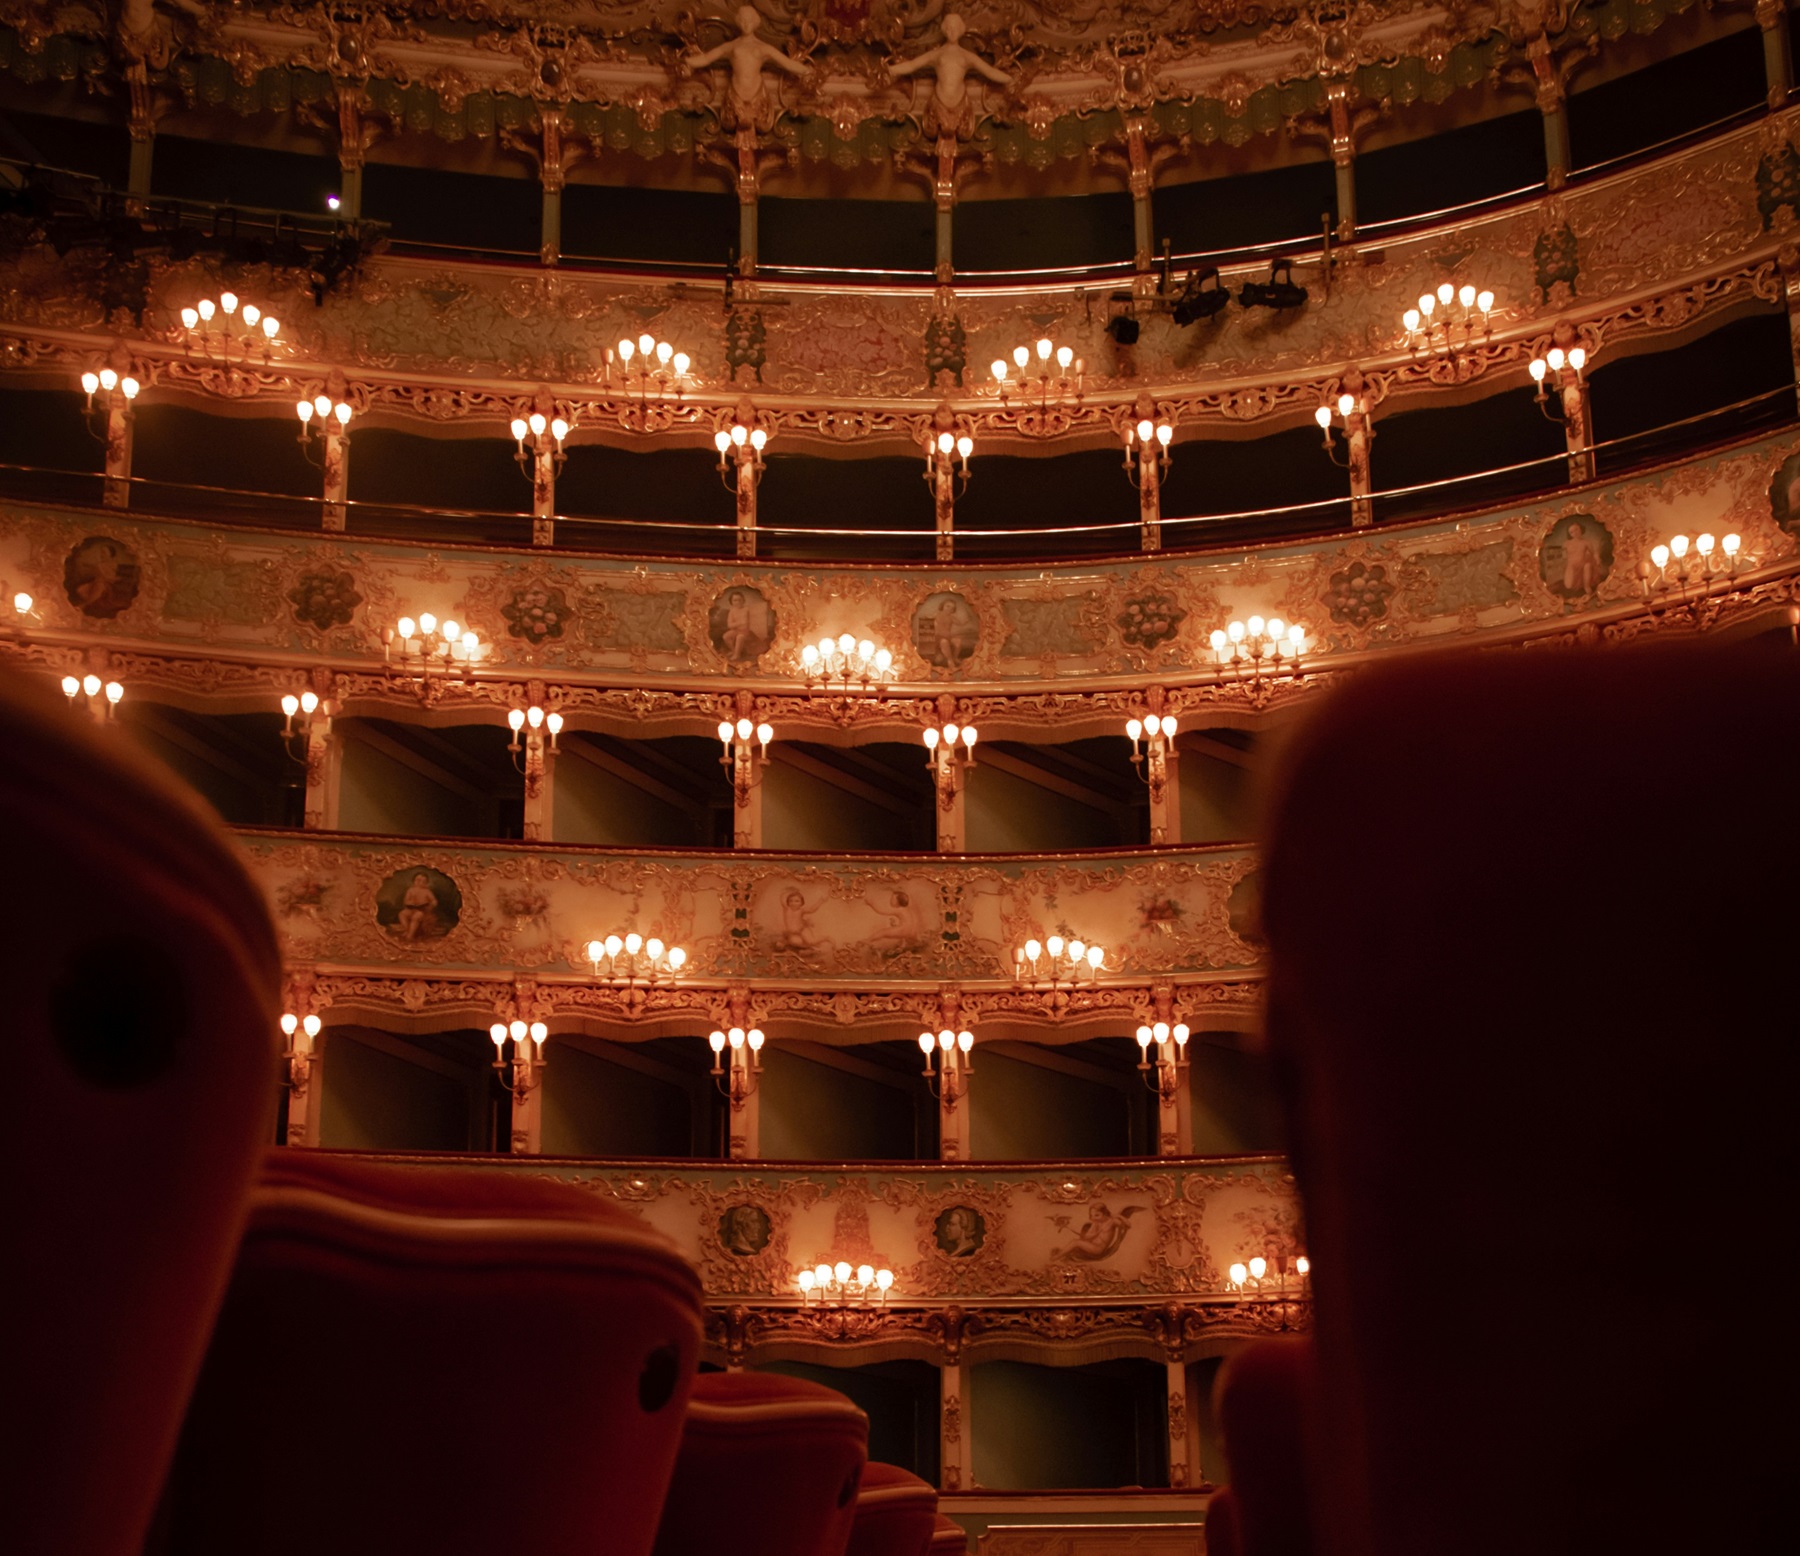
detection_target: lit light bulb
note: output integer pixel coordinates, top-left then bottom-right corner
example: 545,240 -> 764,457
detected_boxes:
1229,1262 -> 1248,1286
992,359 -> 1008,381
197,299 -> 215,321
1457,284 -> 1475,308
1436,283 -> 1453,305
180,308 -> 198,330
673,352 -> 690,376
418,613 -> 437,634
617,338 -> 634,363
1056,345 -> 1073,370
638,333 -> 655,357
1476,290 -> 1494,313
1402,308 -> 1419,332
220,292 -> 238,315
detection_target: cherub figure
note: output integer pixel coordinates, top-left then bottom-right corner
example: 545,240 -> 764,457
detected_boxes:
1051,1201 -> 1145,1263
890,14 -> 1011,135
686,6 -> 807,128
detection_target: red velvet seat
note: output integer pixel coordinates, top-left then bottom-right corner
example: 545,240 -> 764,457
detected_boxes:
653,1370 -> 870,1556
158,1150 -> 704,1556
0,673 -> 281,1556
1261,641 -> 1800,1556
927,1512 -> 969,1553
846,1461 -> 940,1556
1207,1338 -> 1314,1556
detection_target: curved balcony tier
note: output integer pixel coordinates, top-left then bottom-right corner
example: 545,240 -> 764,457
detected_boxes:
322,1153 -> 1303,1352
3,102 -> 1797,452
240,828 -> 1264,1034
6,423 -> 1798,710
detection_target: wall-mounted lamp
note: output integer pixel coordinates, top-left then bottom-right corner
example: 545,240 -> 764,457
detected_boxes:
279,1011 -> 322,1093
1015,935 -> 1104,987
490,1019 -> 548,1104
1135,1020 -> 1189,1101
62,672 -> 123,721
709,1025 -> 763,1110
919,1027 -> 974,1107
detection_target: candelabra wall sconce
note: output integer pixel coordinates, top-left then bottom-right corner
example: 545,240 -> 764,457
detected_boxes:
708,1024 -> 764,1115
489,1019 -> 548,1105
81,367 -> 140,509
279,688 -> 323,759
384,613 -> 481,700
1135,1020 -> 1190,1101
1313,393 -> 1358,465
280,1011 -> 322,1093
1638,531 -> 1746,604
1402,282 -> 1493,360
586,933 -> 687,983
1210,616 -> 1307,681
919,1027 -> 974,1108
1126,712 -> 1177,843
5,586 -> 34,635
798,1261 -> 894,1306
80,366 -> 140,422
1226,1252 -> 1310,1294
1015,935 -> 1105,987
923,421 -> 974,562
509,702 -> 563,839
923,718 -> 977,851
991,338 -> 1083,402
62,672 -> 122,722
1530,334 -> 1596,482
611,333 -> 691,391
714,410 -> 770,559
510,410 -> 569,546
1529,344 -> 1588,415
718,715 -> 773,848
802,636 -> 895,713
1123,408 -> 1174,551
1313,384 -> 1374,527
179,292 -> 280,359
295,392 -> 354,530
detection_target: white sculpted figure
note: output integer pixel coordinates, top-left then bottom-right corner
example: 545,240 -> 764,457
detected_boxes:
686,5 -> 807,125
890,13 -> 1011,131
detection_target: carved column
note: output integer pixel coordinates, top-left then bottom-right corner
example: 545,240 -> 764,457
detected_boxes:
728,1073 -> 760,1158
734,443 -> 759,559
302,710 -> 341,830
934,135 -> 959,284
1166,1360 -> 1192,1489
935,764 -> 966,853
1345,387 -> 1374,528
540,108 -> 567,266
103,394 -> 134,510
1325,79 -> 1357,242
1125,118 -> 1155,273
335,85 -> 369,218
732,752 -> 763,849
282,971 -> 324,1148
507,981 -> 544,1156
321,416 -> 350,531
1760,0 -> 1794,109
125,66 -> 157,199
940,1363 -> 969,1491
736,127 -> 760,275
533,441 -> 557,547
1529,33 -> 1572,191
1559,370 -> 1594,484
1138,438 -> 1163,552
522,729 -> 555,842
933,453 -> 956,562
1149,743 -> 1180,849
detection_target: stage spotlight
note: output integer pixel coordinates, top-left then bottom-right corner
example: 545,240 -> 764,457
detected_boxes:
1171,267 -> 1229,327
1238,258 -> 1308,311
1106,313 -> 1141,345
